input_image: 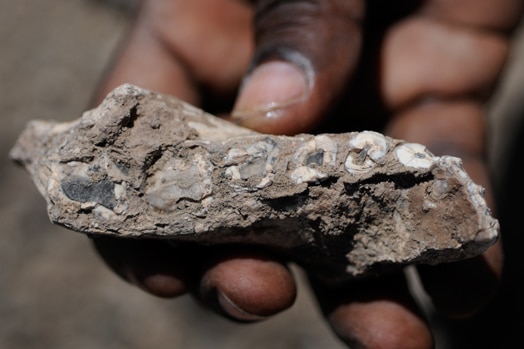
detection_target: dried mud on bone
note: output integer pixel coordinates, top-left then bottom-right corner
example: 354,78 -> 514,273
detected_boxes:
10,84 -> 499,282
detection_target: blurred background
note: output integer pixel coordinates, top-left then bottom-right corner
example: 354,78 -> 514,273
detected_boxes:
1,1 -> 524,348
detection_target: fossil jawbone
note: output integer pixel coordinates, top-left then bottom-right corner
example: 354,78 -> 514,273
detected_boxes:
10,84 -> 499,282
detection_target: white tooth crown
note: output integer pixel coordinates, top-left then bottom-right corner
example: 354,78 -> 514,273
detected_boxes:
395,143 -> 435,169
345,131 -> 389,174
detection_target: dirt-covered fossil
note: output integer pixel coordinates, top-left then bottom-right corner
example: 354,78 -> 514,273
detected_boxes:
10,84 -> 499,283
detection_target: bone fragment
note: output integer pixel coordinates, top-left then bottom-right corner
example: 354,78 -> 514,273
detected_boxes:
9,84 -> 499,282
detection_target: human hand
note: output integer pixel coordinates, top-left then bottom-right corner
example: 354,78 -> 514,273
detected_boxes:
91,1 -> 524,348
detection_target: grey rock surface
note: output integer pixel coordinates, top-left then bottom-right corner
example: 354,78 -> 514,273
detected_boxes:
10,84 -> 499,282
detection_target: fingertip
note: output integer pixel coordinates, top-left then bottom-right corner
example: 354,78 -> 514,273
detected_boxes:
418,242 -> 503,318
310,274 -> 433,349
230,0 -> 364,136
127,266 -> 189,299
92,237 -> 190,298
231,59 -> 315,135
200,252 -> 297,322
329,299 -> 434,349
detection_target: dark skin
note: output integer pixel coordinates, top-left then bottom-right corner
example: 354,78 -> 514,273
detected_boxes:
91,1 -> 524,348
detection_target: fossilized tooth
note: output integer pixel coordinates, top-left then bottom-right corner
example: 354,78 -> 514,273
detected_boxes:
9,83 -> 499,283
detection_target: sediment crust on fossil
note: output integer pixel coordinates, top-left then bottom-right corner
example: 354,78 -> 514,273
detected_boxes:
10,84 -> 499,282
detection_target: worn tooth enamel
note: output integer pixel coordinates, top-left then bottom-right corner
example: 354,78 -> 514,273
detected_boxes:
225,148 -> 249,165
145,152 -> 212,210
225,139 -> 278,190
313,135 -> 338,167
345,131 -> 389,174
348,131 -> 389,161
225,166 -> 242,181
291,166 -> 327,184
292,139 -> 316,163
395,143 -> 434,169
289,136 -> 335,184
10,83 -> 500,283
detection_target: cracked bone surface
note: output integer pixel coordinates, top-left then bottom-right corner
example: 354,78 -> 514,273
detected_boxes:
10,84 -> 499,282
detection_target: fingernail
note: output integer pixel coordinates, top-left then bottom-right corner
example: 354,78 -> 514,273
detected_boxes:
123,265 -> 187,298
232,60 -> 313,128
217,290 -> 268,322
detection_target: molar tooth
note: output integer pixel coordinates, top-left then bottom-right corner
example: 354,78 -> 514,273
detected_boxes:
225,139 -> 278,190
395,143 -> 434,169
145,152 -> 212,210
345,131 -> 388,174
314,135 -> 338,167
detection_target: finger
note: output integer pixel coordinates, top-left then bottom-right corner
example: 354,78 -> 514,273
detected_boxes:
230,0 -> 364,135
380,0 -> 519,317
197,247 -> 297,322
92,237 -> 297,321
91,0 -> 253,110
90,5 -> 199,107
385,99 -> 503,317
422,0 -> 524,32
417,242 -> 502,318
92,237 -> 191,298
381,0 -> 523,111
309,273 -> 433,349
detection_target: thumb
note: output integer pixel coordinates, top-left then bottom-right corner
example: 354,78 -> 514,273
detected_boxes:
231,0 -> 364,135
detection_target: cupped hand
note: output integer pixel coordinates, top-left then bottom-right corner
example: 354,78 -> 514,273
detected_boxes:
91,0 -> 524,348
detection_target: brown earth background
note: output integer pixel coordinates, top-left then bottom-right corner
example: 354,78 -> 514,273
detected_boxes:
2,1 -> 524,348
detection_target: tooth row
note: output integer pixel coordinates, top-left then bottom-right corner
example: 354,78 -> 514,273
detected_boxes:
218,130 -> 437,193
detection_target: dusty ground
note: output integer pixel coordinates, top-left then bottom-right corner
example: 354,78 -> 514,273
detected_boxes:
2,1 -> 524,348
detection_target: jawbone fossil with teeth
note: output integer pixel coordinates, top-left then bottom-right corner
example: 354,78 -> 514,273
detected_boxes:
9,84 -> 499,283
